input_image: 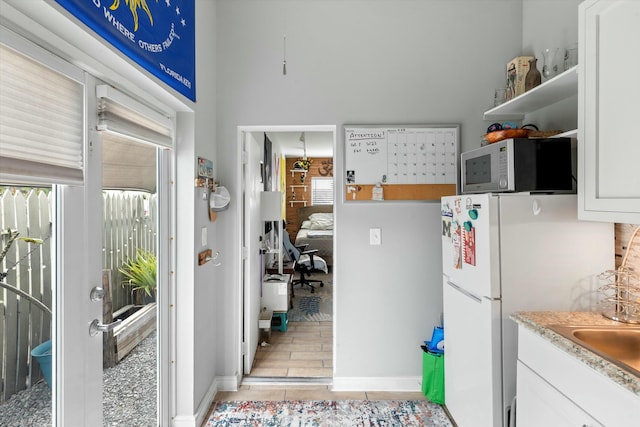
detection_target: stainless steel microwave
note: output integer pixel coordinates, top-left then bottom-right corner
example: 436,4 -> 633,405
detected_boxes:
460,138 -> 574,194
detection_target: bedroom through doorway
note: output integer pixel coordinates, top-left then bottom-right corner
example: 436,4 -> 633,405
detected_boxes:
239,126 -> 336,382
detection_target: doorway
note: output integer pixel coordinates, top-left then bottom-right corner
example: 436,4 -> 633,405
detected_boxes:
238,125 -> 336,381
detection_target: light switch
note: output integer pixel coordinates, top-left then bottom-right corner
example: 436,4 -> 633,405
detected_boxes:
201,226 -> 207,246
370,228 -> 381,245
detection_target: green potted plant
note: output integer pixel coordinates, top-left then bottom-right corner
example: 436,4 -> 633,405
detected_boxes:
119,249 -> 157,305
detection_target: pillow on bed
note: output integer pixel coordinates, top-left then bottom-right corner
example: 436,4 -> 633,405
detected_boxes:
309,216 -> 333,230
309,212 -> 332,221
300,220 -> 312,229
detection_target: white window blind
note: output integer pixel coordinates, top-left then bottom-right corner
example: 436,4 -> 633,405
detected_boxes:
0,41 -> 84,184
97,85 -> 173,148
311,177 -> 334,205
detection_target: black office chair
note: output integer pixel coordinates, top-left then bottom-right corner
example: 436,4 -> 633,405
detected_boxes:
282,224 -> 326,293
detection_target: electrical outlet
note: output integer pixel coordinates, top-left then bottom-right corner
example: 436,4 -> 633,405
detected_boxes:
370,228 -> 381,245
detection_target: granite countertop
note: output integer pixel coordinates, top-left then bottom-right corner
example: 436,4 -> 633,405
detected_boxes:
511,311 -> 640,396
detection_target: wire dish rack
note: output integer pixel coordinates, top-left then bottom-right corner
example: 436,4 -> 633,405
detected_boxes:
598,225 -> 640,324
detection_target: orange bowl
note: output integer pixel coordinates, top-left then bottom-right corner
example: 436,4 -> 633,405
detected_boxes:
484,129 -> 529,144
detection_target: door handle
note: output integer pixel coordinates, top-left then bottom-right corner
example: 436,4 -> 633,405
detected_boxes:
446,280 -> 482,303
89,318 -> 122,336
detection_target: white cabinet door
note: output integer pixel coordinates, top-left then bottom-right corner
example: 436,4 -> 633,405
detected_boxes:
517,326 -> 640,427
578,0 -> 640,223
516,361 -> 603,427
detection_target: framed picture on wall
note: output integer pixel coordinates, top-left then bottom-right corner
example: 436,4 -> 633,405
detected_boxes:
198,157 -> 213,179
264,133 -> 272,191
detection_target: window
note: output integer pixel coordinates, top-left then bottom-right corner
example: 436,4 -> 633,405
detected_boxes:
0,33 -> 85,185
311,177 -> 333,205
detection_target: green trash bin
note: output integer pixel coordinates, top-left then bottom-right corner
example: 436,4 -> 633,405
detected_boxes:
421,347 -> 445,404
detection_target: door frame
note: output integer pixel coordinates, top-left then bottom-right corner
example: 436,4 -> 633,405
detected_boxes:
236,124 -> 337,381
53,129 -> 103,425
240,130 -> 263,375
157,146 -> 174,424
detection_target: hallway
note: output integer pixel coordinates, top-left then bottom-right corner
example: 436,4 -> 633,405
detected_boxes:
250,321 -> 333,378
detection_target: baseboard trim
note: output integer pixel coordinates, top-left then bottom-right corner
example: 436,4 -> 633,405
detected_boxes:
194,379 -> 220,427
216,374 -> 241,391
172,415 -> 196,427
173,378 -> 222,427
331,376 -> 421,392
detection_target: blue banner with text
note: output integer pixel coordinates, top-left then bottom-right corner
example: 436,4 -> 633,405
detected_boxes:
56,0 -> 196,101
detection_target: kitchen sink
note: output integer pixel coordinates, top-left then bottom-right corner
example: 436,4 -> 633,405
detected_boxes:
548,324 -> 640,377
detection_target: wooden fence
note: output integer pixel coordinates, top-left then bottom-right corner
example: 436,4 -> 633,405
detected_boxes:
103,191 -> 157,310
0,188 -> 156,402
0,189 -> 52,402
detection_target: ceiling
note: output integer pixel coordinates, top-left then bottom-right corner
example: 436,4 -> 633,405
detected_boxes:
266,131 -> 333,158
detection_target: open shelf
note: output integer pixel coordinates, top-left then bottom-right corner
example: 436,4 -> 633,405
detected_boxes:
483,66 -> 578,121
553,129 -> 578,138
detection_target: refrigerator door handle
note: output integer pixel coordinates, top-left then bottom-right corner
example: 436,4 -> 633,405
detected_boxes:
446,280 -> 482,303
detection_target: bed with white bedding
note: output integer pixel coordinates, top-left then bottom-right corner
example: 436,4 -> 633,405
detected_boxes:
294,205 -> 333,267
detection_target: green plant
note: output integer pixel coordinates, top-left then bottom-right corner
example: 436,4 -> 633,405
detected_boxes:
119,249 -> 157,299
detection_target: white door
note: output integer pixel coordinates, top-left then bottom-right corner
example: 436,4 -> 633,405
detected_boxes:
58,133 -> 171,426
242,132 -> 264,374
443,280 -> 502,427
55,131 -> 104,426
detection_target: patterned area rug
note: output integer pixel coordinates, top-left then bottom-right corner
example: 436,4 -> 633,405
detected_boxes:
287,272 -> 332,322
204,400 -> 453,427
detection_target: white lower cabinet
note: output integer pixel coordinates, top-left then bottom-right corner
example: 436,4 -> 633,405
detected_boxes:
516,361 -> 602,427
516,327 -> 640,427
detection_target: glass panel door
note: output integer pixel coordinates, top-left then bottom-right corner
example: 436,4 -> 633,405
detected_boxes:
0,186 -> 54,425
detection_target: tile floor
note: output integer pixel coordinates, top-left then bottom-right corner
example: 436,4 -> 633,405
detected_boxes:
215,319 -> 427,402
213,384 -> 427,402
249,320 -> 334,378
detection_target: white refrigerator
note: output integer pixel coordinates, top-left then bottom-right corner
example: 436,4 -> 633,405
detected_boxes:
440,193 -> 613,427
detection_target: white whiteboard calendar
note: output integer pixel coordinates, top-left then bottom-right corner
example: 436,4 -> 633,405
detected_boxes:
345,125 -> 460,186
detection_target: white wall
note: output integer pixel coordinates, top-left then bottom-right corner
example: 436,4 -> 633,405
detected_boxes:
214,0 -> 524,387
191,0 -> 218,414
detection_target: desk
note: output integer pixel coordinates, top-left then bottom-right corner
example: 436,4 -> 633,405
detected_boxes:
266,260 -> 295,275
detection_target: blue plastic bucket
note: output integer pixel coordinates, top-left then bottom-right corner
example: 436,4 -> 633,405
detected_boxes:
31,340 -> 52,388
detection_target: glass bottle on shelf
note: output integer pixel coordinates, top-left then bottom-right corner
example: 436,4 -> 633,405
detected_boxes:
525,58 -> 541,92
541,48 -> 559,80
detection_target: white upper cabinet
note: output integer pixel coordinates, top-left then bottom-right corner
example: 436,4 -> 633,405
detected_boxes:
578,0 -> 640,223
